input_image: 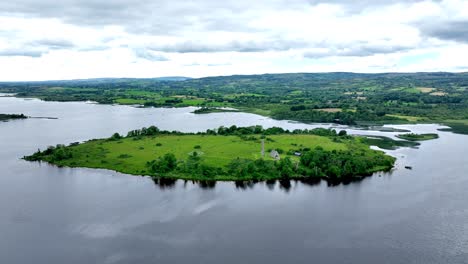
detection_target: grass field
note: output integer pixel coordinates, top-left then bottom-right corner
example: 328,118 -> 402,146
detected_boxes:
416,87 -> 436,93
315,108 -> 343,113
60,134 -> 347,168
385,114 -> 428,122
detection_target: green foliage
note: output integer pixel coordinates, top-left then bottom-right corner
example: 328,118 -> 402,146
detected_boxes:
360,136 -> 420,150
193,107 -> 239,114
109,133 -> 122,140
24,144 -> 73,162
147,153 -> 177,173
118,154 -> 132,159
396,133 -> 439,141
299,147 -> 395,179
0,113 -> 27,121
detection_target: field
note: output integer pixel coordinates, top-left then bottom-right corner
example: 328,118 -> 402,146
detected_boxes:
385,114 -> 428,122
54,134 -> 346,168
315,108 -> 343,113
417,87 -> 436,93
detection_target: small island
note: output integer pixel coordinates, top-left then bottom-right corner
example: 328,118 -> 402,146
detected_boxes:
192,107 -> 239,114
25,126 -> 396,182
0,113 -> 27,122
396,133 -> 439,141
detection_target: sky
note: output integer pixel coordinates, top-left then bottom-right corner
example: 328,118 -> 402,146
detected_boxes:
0,0 -> 467,81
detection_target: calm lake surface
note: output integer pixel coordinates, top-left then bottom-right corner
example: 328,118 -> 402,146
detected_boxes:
1,96 -> 467,264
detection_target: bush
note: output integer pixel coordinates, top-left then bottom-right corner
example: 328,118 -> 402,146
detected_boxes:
147,153 -> 177,173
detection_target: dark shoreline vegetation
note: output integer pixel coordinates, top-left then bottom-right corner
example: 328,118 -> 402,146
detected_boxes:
192,107 -> 239,114
360,136 -> 420,150
396,133 -> 439,141
0,113 -> 27,121
1,72 -> 468,133
24,126 -> 398,182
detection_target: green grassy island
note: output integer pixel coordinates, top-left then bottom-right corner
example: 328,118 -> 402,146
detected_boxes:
0,113 -> 27,121
396,133 -> 439,141
25,126 -> 396,182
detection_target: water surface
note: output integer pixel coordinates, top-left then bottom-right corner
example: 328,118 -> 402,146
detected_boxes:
1,97 -> 467,264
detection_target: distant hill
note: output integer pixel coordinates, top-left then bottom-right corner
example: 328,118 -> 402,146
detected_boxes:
0,76 -> 191,85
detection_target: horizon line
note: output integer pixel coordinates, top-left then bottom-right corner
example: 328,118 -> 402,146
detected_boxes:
0,71 -> 467,83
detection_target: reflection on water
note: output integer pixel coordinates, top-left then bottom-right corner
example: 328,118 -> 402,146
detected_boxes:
1,97 -> 468,264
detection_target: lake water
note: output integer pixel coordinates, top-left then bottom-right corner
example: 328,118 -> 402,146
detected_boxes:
1,96 -> 467,264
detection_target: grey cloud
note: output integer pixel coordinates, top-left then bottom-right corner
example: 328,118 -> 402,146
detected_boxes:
30,39 -> 75,49
0,49 -> 44,57
134,49 -> 169,61
148,39 -> 307,53
0,0 -> 434,33
341,45 -> 412,56
419,20 -> 468,43
185,62 -> 232,67
304,44 -> 411,58
78,46 -> 110,52
1,38 -> 76,58
207,63 -> 232,67
308,0 -> 436,12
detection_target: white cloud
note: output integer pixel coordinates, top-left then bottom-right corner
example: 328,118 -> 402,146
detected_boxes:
0,0 -> 466,81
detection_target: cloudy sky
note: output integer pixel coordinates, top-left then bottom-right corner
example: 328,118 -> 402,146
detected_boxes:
0,0 -> 467,81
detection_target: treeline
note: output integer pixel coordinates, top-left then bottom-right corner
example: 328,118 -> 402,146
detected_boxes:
122,125 -> 349,138
271,106 -> 410,125
144,146 -> 395,181
25,144 -> 74,162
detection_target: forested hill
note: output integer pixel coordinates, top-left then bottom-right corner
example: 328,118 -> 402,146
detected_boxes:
1,72 -> 466,90
1,72 -> 468,130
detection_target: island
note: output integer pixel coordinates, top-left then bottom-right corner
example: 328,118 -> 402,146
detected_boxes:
192,107 -> 239,114
24,126 -> 396,182
396,133 -> 439,141
0,113 -> 27,121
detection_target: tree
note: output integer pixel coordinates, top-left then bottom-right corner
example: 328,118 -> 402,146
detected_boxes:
110,133 -> 122,140
276,157 -> 294,179
148,153 -> 177,173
